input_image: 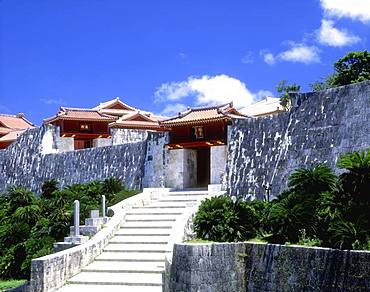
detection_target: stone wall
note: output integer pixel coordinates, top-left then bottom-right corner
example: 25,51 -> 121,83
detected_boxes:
167,242 -> 370,292
0,125 -> 147,193
111,128 -> 149,145
142,132 -> 169,188
224,81 -> 370,199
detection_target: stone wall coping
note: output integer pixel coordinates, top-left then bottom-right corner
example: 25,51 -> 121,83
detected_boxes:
30,187 -> 171,292
167,241 -> 370,291
174,241 -> 370,253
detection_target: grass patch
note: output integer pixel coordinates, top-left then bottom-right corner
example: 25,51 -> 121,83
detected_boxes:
0,279 -> 26,291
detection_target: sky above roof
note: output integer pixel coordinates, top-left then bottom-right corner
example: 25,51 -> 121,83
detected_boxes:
1,0 -> 369,124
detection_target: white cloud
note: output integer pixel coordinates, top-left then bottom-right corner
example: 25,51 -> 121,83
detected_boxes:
241,51 -> 254,64
155,81 -> 192,102
160,103 -> 188,117
321,0 -> 370,23
261,51 -> 276,65
316,19 -> 360,47
40,98 -> 64,105
278,43 -> 320,64
155,74 -> 270,110
254,90 -> 274,100
261,43 -> 320,65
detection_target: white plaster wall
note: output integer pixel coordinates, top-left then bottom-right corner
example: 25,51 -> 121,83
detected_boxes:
210,145 -> 227,184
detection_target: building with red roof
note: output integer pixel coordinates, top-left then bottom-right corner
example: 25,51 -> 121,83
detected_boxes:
0,113 -> 35,149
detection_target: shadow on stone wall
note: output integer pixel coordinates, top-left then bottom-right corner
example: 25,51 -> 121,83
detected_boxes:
168,242 -> 370,292
224,81 -> 370,199
0,125 -> 147,193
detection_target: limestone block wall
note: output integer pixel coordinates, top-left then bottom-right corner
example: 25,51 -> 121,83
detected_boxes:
142,132 -> 169,188
111,128 -> 149,145
224,81 -> 370,199
167,243 -> 370,292
0,125 -> 146,193
165,149 -> 197,189
210,145 -> 227,185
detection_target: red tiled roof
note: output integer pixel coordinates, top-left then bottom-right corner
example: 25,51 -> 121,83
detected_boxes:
160,103 -> 247,127
44,108 -> 117,123
0,114 -> 34,130
0,130 -> 25,142
109,111 -> 164,130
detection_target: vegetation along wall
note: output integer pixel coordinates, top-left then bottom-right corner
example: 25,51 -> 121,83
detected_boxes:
167,243 -> 370,292
224,81 -> 370,199
0,125 -> 147,193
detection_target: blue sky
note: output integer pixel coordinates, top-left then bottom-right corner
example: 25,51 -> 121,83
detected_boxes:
1,0 -> 369,124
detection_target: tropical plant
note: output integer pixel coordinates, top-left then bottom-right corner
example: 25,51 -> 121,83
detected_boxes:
193,196 -> 260,242
288,164 -> 337,195
276,80 -> 301,110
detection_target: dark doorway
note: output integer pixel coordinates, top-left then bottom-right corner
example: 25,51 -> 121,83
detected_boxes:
196,148 -> 210,187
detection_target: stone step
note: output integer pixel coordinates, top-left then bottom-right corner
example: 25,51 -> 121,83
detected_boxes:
158,198 -> 198,203
125,214 -> 180,221
58,284 -> 163,292
81,261 -> 164,273
132,205 -> 186,209
125,218 -> 176,222
96,252 -> 166,262
149,201 -> 192,207
126,211 -> 183,215
104,243 -> 168,253
109,235 -> 169,244
123,221 -> 174,228
166,194 -> 208,200
168,190 -> 208,195
114,229 -> 171,236
68,271 -> 162,286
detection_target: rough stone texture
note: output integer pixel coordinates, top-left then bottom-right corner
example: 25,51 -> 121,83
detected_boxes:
210,145 -> 227,184
0,125 -> 146,193
168,243 -> 370,292
165,149 -> 197,189
224,81 -> 370,199
111,128 -> 149,145
142,132 -> 169,188
92,137 -> 112,148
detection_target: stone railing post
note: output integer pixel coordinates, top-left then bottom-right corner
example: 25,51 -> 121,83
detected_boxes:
74,200 -> 80,236
101,195 -> 106,218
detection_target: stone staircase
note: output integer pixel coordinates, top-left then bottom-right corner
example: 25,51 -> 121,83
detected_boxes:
58,189 -> 209,292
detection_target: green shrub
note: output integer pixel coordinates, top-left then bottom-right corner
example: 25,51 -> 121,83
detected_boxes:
0,177 -> 138,280
193,196 -> 260,242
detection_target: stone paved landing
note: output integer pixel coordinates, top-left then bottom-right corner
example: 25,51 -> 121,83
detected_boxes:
57,189 -> 208,292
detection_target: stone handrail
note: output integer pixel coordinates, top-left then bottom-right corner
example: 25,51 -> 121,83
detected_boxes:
30,188 -> 171,292
163,186 -> 225,291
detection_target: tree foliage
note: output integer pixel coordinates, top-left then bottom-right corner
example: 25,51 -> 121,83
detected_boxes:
332,50 -> 370,86
0,177 -> 138,280
311,50 -> 370,91
194,149 -> 370,250
276,80 -> 301,109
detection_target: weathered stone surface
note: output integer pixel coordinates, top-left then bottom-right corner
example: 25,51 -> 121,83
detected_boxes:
224,81 -> 370,199
0,125 -> 147,193
168,243 -> 370,292
142,132 -> 169,188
